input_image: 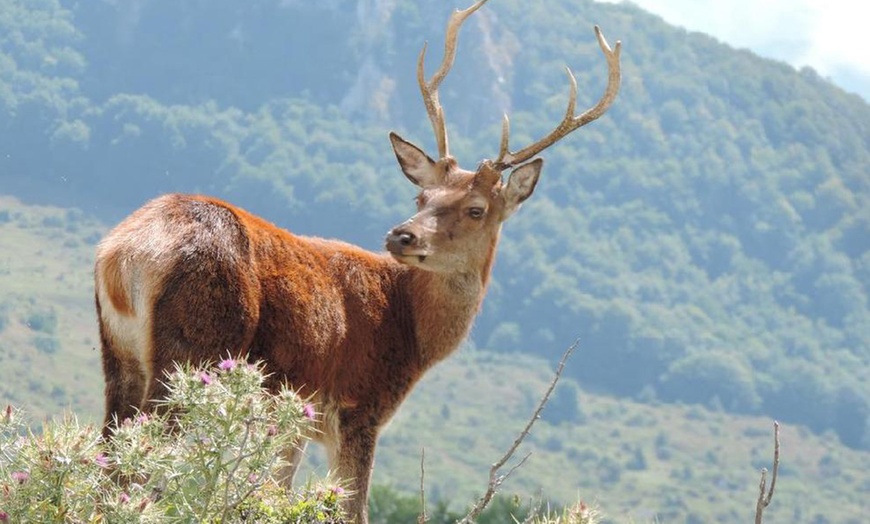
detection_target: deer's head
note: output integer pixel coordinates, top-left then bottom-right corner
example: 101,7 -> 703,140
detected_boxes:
385,0 -> 621,275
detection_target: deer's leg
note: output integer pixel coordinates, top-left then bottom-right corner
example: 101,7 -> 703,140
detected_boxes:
99,318 -> 147,439
331,418 -> 378,524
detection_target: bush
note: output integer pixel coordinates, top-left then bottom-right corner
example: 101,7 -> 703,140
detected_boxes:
24,307 -> 58,335
660,352 -> 761,412
32,334 -> 60,355
367,484 -> 602,524
0,361 -> 345,523
543,381 -> 585,425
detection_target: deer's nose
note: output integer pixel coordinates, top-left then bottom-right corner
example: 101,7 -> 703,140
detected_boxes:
386,228 -> 417,247
396,231 -> 416,246
385,226 -> 421,254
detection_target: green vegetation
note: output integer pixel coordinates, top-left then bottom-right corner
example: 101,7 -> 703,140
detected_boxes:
0,362 -> 344,523
1,361 -> 601,523
372,350 -> 866,523
3,0 -> 866,448
0,0 -> 867,521
0,196 -> 104,422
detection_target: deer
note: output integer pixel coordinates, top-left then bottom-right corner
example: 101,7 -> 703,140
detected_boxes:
94,1 -> 620,522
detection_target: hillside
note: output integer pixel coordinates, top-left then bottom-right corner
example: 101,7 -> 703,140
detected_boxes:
0,0 -> 868,520
0,196 -> 104,420
0,198 -> 867,522
378,350 -> 869,523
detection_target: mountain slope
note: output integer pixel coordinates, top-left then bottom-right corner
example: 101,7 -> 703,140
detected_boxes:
0,196 -> 104,420
0,0 -> 867,513
0,199 -> 865,522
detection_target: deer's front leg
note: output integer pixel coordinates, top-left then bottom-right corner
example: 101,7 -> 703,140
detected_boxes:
333,419 -> 378,524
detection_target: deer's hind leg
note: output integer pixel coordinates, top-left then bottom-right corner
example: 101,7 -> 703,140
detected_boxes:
98,298 -> 149,439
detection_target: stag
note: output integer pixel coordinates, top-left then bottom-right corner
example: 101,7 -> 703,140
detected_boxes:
94,1 -> 620,521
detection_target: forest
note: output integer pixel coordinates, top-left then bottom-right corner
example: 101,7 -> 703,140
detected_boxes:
0,0 -> 868,521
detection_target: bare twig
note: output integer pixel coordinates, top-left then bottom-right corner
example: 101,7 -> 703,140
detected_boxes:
754,421 -> 780,524
457,339 -> 579,524
418,447 -> 428,524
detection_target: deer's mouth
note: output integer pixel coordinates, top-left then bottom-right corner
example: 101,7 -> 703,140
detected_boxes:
388,250 -> 429,266
386,243 -> 429,266
385,230 -> 430,263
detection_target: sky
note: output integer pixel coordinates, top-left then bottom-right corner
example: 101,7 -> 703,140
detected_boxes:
606,0 -> 870,101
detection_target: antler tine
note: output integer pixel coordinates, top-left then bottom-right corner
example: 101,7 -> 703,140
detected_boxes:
417,0 -> 491,159
497,113 -> 510,163
495,25 -> 622,169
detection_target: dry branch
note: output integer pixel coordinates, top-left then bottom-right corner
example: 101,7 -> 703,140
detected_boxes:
754,420 -> 780,524
457,339 -> 579,524
418,447 -> 428,524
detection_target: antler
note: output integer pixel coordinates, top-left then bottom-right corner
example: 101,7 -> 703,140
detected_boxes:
417,0 -> 491,159
494,25 -> 621,170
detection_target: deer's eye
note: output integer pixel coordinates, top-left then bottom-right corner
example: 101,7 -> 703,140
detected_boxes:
467,207 -> 485,220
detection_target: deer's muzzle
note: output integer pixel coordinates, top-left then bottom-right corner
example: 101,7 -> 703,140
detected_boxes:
385,224 -> 428,262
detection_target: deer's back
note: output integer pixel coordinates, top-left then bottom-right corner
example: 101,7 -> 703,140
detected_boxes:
95,194 -> 416,406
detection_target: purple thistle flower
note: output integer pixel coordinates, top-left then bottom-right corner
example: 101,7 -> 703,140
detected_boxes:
199,371 -> 213,385
0,510 -> 8,522
218,359 -> 236,371
331,486 -> 345,496
266,424 -> 278,437
302,403 -> 316,420
119,492 -> 131,504
95,453 -> 109,468
10,471 -> 29,484
136,413 -> 150,425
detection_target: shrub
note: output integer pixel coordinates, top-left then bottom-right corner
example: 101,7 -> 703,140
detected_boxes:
660,352 -> 761,412
32,334 -> 60,355
0,361 -> 345,523
543,381 -> 585,425
24,307 -> 58,335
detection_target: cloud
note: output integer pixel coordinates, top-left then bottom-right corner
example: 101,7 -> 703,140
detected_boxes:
606,0 -> 870,100
803,0 -> 869,75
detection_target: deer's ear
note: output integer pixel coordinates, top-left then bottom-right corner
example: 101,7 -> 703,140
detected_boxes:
502,158 -> 542,219
389,132 -> 440,188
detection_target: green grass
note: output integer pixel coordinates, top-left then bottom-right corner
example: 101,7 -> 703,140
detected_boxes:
0,195 -> 105,424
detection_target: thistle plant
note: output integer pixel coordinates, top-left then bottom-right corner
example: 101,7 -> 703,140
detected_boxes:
0,406 -> 107,522
0,361 -> 345,523
533,501 -> 602,524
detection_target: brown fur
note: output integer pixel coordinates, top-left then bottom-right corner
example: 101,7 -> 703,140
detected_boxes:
95,135 -> 542,523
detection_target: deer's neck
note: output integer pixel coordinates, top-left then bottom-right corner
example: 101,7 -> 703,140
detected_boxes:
404,269 -> 483,367
402,237 -> 499,368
